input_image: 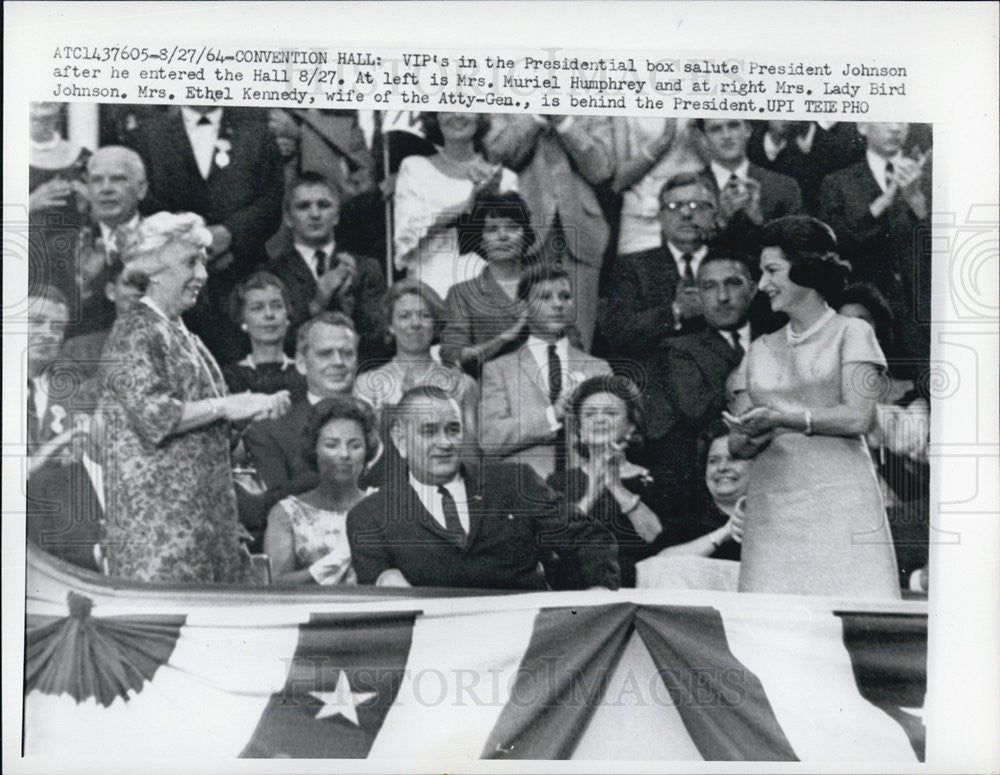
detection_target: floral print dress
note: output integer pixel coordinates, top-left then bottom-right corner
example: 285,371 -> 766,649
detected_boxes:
99,301 -> 246,583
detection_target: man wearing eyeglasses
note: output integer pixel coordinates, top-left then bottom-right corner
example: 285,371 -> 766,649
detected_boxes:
600,172 -> 721,362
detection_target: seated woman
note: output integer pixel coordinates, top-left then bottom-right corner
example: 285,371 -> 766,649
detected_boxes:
546,376 -> 668,588
223,272 -> 307,401
354,279 -> 478,447
440,190 -> 536,377
263,396 -> 378,585
393,112 -> 517,300
654,421 -> 746,562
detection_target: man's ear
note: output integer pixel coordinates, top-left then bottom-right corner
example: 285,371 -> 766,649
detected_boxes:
295,350 -> 308,376
136,178 -> 149,203
388,421 -> 407,459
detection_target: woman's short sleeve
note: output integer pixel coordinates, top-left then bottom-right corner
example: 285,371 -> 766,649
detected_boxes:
841,316 -> 888,369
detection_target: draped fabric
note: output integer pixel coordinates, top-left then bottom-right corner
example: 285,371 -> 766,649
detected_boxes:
24,584 -> 927,762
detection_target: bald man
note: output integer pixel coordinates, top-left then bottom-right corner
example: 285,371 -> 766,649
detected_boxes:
66,146 -> 148,339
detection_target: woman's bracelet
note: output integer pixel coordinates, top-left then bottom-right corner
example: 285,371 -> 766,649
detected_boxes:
621,493 -> 642,514
803,409 -> 813,436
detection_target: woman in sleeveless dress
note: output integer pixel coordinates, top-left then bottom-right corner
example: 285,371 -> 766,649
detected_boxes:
726,216 -> 900,598
264,395 -> 379,585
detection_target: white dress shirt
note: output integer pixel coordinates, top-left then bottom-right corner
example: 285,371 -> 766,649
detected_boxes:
866,149 -> 904,194
525,335 -> 570,432
710,159 -> 751,191
181,107 -> 223,179
719,322 -> 751,352
408,472 -> 471,534
666,242 -> 709,282
295,240 -> 337,282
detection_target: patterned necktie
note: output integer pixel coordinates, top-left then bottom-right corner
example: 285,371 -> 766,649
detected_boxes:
547,343 -> 563,405
885,160 -> 895,190
437,485 -> 465,544
681,253 -> 696,286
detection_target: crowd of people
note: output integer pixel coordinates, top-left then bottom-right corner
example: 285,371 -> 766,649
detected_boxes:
25,104 -> 931,596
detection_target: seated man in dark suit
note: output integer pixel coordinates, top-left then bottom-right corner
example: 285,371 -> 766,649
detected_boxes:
243,312 -> 361,540
347,386 -> 620,590
267,171 -> 387,367
818,122 -> 931,372
695,118 -> 803,238
601,172 -> 720,363
26,285 -> 103,571
642,252 -> 760,521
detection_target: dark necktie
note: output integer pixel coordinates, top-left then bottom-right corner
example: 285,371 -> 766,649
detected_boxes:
547,343 -> 562,405
731,329 -> 745,361
313,249 -> 326,276
681,253 -> 696,286
197,115 -> 212,126
885,160 -> 894,190
437,485 -> 465,544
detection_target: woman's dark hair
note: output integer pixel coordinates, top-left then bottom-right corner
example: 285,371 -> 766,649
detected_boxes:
229,271 -> 291,326
760,215 -> 852,302
567,375 -> 646,458
697,419 -> 731,470
420,111 -> 491,150
383,278 -> 446,344
834,281 -> 896,352
301,395 -> 380,472
459,190 -> 537,258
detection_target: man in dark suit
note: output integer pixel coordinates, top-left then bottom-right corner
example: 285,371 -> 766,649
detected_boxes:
243,312 -> 360,523
600,172 -> 719,364
26,285 -> 102,571
127,105 -> 284,362
818,122 -> 931,369
642,252 -> 760,524
747,121 -> 865,214
695,118 -> 803,240
267,172 -> 388,367
347,385 -> 619,590
64,146 -> 147,341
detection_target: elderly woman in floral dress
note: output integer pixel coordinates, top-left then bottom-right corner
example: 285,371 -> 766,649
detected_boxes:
100,212 -> 290,583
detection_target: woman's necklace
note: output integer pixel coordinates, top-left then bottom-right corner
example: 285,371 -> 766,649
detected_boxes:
786,306 -> 835,345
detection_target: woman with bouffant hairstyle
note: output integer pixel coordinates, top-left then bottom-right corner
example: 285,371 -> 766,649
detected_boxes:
99,212 -> 291,583
264,395 -> 378,585
725,215 -> 900,598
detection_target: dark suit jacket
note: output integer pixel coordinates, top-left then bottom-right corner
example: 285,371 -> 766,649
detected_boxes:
26,368 -> 102,571
347,462 -> 620,590
266,247 -> 389,367
645,325 -> 744,443
243,399 -> 318,505
818,160 -> 931,362
600,244 -> 707,362
128,107 -> 283,274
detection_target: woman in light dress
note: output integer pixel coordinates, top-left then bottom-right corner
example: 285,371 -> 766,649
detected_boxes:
726,216 -> 900,598
264,395 -> 379,585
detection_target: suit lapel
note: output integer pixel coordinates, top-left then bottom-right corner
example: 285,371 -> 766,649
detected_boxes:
518,347 -> 549,404
706,327 -> 742,370
289,248 -> 320,297
462,464 -> 485,548
403,479 -> 466,547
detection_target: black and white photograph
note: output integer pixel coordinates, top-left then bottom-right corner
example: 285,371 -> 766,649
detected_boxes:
4,2 -> 998,772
